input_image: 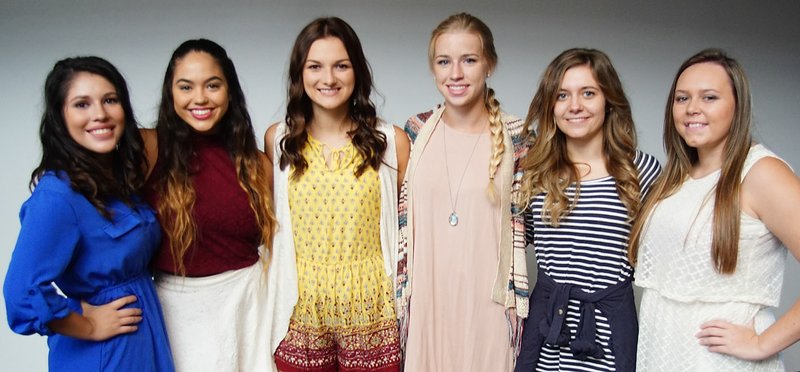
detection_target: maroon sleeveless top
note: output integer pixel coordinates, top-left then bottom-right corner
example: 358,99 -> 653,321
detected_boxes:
147,134 -> 260,276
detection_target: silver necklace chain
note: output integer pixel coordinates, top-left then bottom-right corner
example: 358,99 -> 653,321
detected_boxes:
441,120 -> 486,227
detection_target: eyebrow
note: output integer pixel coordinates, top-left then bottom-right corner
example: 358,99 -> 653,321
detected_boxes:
67,92 -> 117,102
174,76 -> 224,84
674,88 -> 720,94
67,95 -> 90,103
305,59 -> 351,64
435,53 -> 480,59
559,86 -> 599,91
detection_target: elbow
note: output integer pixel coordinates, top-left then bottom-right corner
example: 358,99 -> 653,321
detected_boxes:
4,282 -> 70,336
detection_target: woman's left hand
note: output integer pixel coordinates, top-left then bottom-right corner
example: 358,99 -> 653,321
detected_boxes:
696,319 -> 769,361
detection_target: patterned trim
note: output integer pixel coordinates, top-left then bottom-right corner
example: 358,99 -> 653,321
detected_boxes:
268,121 -> 399,358
275,319 -> 401,371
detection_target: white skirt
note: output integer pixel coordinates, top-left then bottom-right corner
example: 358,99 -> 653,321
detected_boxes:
156,262 -> 274,372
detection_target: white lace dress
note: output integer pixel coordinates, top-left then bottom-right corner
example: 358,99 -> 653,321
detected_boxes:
635,144 -> 787,371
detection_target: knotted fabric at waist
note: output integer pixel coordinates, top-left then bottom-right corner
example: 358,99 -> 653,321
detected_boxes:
534,270 -> 632,360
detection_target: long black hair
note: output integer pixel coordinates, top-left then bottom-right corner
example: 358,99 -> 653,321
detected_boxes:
150,38 -> 276,275
33,56 -> 146,218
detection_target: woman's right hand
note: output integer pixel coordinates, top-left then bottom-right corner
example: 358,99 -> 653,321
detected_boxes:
47,294 -> 142,341
81,295 -> 142,341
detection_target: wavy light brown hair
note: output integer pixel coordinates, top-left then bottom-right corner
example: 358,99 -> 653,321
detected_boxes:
279,17 -> 386,179
519,48 -> 640,226
430,12 -> 504,203
152,39 -> 276,275
628,49 -> 752,274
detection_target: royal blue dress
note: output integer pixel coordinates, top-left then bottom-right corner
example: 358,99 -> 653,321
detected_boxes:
3,172 -> 174,371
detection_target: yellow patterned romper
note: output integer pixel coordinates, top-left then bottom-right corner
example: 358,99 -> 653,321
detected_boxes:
274,135 -> 401,372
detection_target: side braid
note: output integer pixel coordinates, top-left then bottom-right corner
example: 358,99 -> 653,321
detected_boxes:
485,87 -> 504,204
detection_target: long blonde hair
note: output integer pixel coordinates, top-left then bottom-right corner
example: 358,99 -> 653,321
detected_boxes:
628,49 -> 752,274
519,48 -> 640,226
429,12 -> 504,203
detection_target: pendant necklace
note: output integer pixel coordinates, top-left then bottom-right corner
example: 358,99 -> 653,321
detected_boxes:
442,120 -> 486,227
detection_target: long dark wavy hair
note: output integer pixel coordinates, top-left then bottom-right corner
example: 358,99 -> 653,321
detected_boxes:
279,16 -> 387,178
32,56 -> 146,218
151,38 -> 276,275
629,49 -> 752,274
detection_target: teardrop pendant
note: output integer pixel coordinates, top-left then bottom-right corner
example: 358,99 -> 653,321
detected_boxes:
448,212 -> 459,226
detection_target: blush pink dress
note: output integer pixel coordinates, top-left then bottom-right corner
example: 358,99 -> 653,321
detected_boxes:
404,121 -> 514,372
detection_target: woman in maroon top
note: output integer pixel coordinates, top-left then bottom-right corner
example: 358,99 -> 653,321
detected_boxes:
141,39 -> 277,371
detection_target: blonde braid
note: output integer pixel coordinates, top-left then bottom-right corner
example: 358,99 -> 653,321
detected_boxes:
485,87 -> 504,204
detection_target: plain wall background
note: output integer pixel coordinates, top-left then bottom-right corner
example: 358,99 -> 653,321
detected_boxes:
1,1 -> 798,370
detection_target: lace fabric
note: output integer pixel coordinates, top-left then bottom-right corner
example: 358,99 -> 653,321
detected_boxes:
636,144 -> 787,371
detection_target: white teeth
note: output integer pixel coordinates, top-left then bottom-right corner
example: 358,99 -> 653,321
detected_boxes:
319,88 -> 338,93
192,109 -> 210,115
686,122 -> 705,128
89,128 -> 111,134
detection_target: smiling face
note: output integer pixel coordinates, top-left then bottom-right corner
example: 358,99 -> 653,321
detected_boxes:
431,31 -> 492,112
553,65 -> 606,149
171,51 -> 229,133
672,62 -> 735,157
302,36 -> 355,115
63,72 -> 125,154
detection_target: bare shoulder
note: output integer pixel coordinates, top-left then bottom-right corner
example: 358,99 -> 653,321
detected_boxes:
393,124 -> 411,164
263,122 -> 281,161
139,128 -> 158,175
140,128 -> 157,145
743,154 -> 800,260
742,155 -> 800,221
393,125 -> 410,151
264,122 -> 280,144
743,156 -> 797,191
392,124 -> 410,186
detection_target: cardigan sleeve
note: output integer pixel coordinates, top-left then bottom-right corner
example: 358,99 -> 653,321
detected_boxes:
3,188 -> 81,336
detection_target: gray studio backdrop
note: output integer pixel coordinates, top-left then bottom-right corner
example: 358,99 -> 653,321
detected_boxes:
1,0 -> 798,370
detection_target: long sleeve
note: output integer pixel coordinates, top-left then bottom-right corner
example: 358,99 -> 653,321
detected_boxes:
4,188 -> 80,336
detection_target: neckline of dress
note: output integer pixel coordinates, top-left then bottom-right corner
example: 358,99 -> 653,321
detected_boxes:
306,132 -> 353,151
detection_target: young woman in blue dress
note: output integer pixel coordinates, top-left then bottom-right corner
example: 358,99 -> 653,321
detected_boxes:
4,56 -> 174,371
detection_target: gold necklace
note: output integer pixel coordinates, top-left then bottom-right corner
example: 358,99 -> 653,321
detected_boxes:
442,120 -> 486,227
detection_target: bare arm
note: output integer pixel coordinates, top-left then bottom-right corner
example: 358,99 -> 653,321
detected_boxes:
263,123 -> 280,191
697,156 -> 800,360
263,123 -> 278,164
47,295 -> 142,341
139,128 -> 158,178
258,151 -> 274,192
394,125 -> 411,192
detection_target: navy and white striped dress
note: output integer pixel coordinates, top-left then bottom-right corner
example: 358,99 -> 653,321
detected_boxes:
525,151 -> 660,371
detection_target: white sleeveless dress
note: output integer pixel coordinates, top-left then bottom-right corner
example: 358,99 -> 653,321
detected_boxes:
636,144 -> 788,371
